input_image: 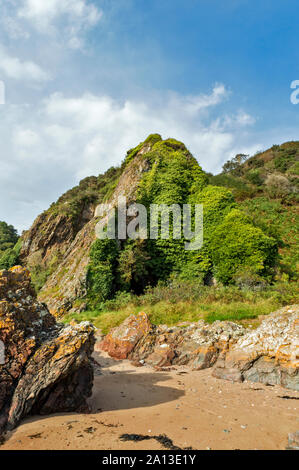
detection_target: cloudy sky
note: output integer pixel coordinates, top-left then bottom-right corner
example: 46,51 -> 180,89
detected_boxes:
1,0 -> 299,232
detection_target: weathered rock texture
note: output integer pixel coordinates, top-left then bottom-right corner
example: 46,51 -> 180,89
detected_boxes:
100,307 -> 299,391
287,431 -> 299,450
213,306 -> 299,391
100,312 -> 152,359
0,266 -> 95,436
99,312 -> 245,370
23,141 -> 153,315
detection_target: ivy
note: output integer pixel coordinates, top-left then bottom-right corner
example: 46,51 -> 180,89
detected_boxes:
86,135 -> 279,307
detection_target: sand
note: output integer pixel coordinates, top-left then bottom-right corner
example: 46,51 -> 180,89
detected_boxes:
1,350 -> 298,451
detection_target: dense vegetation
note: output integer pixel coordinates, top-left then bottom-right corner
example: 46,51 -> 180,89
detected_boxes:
64,277 -> 298,334
0,222 -> 21,270
48,166 -> 122,229
0,221 -> 19,255
209,141 -> 299,280
3,135 -> 297,330
86,135 -> 281,310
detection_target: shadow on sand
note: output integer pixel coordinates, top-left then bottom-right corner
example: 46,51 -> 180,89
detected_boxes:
89,352 -> 185,412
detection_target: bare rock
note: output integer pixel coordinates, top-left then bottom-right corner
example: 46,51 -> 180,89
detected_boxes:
287,431 -> 299,450
100,313 -> 245,369
100,312 -> 152,359
213,306 -> 299,391
0,266 -> 95,435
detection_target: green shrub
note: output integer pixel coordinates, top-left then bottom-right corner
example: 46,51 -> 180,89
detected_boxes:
87,238 -> 119,305
84,136 -> 282,308
246,169 -> 264,186
0,221 -> 19,256
0,238 -> 22,270
210,209 -> 277,284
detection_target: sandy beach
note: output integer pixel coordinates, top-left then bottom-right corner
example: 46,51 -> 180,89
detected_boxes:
1,348 -> 298,451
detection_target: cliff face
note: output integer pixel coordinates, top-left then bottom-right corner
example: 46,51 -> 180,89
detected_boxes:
20,134 -> 284,315
22,136 -> 156,314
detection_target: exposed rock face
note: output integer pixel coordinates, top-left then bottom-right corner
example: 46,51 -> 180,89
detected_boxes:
99,313 -> 245,369
0,266 -> 95,436
36,146 -> 153,315
213,306 -> 299,391
99,307 -> 299,391
100,312 -> 152,359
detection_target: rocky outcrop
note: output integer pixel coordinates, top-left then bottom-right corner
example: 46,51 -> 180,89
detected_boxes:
100,312 -> 152,359
99,312 -> 245,369
0,266 -> 95,436
213,306 -> 299,391
99,307 -> 299,391
37,144 -> 153,315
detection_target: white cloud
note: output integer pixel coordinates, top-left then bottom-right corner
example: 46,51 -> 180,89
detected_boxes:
0,45 -> 49,81
0,85 -> 259,232
18,0 -> 101,25
222,111 -> 256,128
17,0 -> 102,48
1,15 -> 30,40
166,84 -> 229,116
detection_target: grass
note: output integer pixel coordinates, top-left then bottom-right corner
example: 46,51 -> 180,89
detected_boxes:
62,280 -> 298,334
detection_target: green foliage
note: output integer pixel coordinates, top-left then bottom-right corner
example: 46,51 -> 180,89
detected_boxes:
287,161 -> 299,176
0,221 -> 19,255
246,169 -> 263,186
117,240 -> 151,293
273,145 -> 298,173
64,278 -> 297,334
87,238 -> 119,306
240,197 -> 299,279
29,253 -> 63,292
0,237 -> 22,270
137,138 -> 208,206
210,209 -> 277,284
48,167 -> 122,228
84,136 -> 280,309
30,265 -> 51,292
123,134 -> 163,167
222,153 -> 249,175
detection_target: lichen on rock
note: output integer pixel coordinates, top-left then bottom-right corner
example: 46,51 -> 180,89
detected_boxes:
212,305 -> 299,391
99,307 -> 299,391
0,266 -> 95,436
99,312 -> 245,370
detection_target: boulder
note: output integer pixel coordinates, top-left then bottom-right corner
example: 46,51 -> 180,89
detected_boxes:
213,306 -> 299,391
100,312 -> 152,359
0,266 -> 95,436
287,431 -> 299,450
100,313 -> 245,369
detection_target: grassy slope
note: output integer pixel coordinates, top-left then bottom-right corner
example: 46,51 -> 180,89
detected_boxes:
64,279 -> 298,333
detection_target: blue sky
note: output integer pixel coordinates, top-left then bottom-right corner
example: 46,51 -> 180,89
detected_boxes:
0,0 -> 298,232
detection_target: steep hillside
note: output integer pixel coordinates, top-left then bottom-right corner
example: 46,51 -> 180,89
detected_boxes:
18,134 -> 284,316
20,167 -> 121,291
22,135 -> 158,313
209,141 -> 299,280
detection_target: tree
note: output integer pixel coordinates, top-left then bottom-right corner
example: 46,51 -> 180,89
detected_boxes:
210,209 -> 277,284
0,221 -> 19,255
222,154 -> 249,175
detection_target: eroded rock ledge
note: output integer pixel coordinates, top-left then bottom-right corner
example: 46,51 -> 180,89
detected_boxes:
213,306 -> 299,391
100,307 -> 299,391
0,266 -> 95,436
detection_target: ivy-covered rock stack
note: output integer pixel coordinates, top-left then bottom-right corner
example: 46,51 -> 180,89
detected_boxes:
87,135 -> 277,308
16,134 -> 280,314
